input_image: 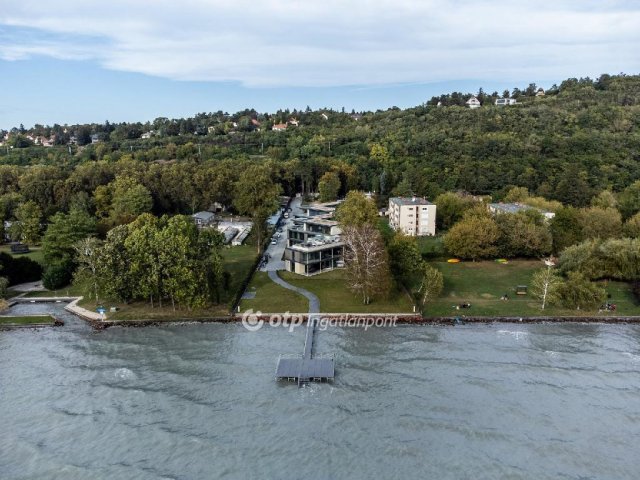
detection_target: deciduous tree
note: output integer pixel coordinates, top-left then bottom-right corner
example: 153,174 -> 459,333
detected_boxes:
343,224 -> 391,304
443,215 -> 500,260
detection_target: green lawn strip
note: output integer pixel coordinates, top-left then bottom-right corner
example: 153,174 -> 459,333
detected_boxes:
279,270 -> 414,313
0,245 -> 45,264
220,245 -> 259,305
239,271 -> 309,313
86,301 -> 232,322
424,260 -> 640,317
0,315 -> 55,325
21,283 -> 85,298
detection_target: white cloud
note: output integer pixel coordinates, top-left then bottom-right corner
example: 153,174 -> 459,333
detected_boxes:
1,0 -> 639,87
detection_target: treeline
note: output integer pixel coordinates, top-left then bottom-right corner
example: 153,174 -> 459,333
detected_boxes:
1,73 -> 639,206
440,186 -> 640,260
73,215 -> 227,309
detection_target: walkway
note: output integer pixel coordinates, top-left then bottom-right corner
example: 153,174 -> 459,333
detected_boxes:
267,270 -> 320,313
270,270 -> 334,385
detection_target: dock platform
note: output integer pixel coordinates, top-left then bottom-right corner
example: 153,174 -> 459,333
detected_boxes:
276,315 -> 335,385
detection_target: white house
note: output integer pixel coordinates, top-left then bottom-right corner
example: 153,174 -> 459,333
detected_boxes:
466,96 -> 481,109
495,98 -> 517,106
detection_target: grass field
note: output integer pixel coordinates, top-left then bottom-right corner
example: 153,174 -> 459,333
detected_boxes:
425,260 -> 640,317
239,272 -> 309,313
0,315 -> 55,326
0,245 -> 44,264
22,283 -> 85,298
279,270 -> 414,313
220,245 -> 260,305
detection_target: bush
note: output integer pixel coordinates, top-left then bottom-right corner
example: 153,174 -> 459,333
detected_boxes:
557,271 -> 606,310
0,252 -> 43,285
42,263 -> 74,290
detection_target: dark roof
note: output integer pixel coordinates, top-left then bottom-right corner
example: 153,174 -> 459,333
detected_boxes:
390,197 -> 433,206
193,211 -> 215,221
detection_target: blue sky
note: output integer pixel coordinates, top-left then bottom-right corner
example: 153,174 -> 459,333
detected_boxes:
1,1 -> 639,129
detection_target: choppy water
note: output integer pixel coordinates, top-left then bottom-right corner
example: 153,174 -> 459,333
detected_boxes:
2,304 -> 640,479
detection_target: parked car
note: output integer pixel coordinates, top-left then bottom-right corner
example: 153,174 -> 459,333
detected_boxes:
271,239 -> 277,245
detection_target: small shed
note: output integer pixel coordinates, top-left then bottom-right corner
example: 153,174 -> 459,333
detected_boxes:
192,211 -> 215,227
516,285 -> 528,295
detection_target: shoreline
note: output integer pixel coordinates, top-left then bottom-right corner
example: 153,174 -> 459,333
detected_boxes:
83,313 -> 640,330
6,297 -> 640,330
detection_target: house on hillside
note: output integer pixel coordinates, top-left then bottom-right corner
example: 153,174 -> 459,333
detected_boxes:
495,98 -> 517,106
466,96 -> 481,109
488,202 -> 555,221
272,123 -> 287,131
192,211 -> 215,228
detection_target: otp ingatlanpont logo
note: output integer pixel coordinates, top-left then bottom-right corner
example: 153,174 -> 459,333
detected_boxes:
241,309 -> 264,331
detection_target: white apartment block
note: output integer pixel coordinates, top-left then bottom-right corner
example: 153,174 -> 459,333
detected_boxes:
388,197 -> 436,236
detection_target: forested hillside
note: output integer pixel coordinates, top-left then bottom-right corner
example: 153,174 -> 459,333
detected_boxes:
1,73 -> 639,214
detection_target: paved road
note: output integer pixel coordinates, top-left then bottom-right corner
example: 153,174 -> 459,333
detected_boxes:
261,197 -> 304,272
260,197 -> 321,313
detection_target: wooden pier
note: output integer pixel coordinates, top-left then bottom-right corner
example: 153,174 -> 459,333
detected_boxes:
275,315 -> 335,386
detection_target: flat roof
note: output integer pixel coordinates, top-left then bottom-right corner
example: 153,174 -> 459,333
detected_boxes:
390,197 -> 434,206
288,239 -> 344,253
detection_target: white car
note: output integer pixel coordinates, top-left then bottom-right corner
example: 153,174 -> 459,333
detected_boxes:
271,239 -> 277,245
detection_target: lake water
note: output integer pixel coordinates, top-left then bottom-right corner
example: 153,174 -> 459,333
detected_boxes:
2,304 -> 640,479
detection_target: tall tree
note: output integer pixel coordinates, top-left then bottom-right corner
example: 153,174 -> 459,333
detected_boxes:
10,201 -> 42,244
335,191 -> 378,227
233,164 -> 282,252
108,176 -> 153,226
418,263 -> 444,307
73,237 -> 103,304
388,233 -> 422,286
530,260 -> 561,310
343,224 -> 391,304
318,171 -> 341,202
42,208 -> 96,266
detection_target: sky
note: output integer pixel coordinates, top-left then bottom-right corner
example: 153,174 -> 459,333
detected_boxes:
1,0 -> 639,129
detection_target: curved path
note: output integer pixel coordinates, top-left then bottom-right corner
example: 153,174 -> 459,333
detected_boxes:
267,270 -> 320,314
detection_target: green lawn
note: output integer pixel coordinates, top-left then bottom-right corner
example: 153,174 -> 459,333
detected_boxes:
220,245 -> 260,305
416,235 -> 446,260
425,260 -> 640,317
240,272 -> 309,313
0,245 -> 44,264
279,270 -> 414,313
0,315 -> 55,326
22,283 -> 85,298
